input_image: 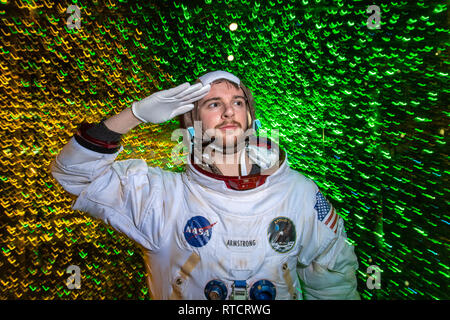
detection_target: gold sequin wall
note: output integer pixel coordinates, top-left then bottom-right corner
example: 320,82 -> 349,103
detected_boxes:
0,0 -> 448,300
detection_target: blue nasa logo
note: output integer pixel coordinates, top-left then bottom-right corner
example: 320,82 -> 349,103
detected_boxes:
184,216 -> 216,247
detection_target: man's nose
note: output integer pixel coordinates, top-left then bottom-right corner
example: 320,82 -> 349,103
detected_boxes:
222,102 -> 235,118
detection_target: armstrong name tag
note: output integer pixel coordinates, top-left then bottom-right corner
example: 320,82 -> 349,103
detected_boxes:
218,234 -> 265,272
225,239 -> 257,248
222,238 -> 259,252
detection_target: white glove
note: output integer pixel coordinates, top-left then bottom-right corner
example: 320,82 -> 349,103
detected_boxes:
131,82 -> 210,123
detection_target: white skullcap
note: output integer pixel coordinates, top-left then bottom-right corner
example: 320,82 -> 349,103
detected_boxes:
198,70 -> 240,86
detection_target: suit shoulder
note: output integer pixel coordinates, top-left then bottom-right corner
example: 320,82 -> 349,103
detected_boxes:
286,168 -> 319,193
111,159 -> 175,181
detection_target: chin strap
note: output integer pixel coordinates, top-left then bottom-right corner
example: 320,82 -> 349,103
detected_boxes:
240,147 -> 248,176
253,119 -> 262,132
187,126 -> 195,153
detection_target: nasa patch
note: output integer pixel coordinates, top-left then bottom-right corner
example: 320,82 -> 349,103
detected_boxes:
267,217 -> 296,253
184,216 -> 216,248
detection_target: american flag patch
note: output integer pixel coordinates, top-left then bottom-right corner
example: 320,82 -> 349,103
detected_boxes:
314,190 -> 339,234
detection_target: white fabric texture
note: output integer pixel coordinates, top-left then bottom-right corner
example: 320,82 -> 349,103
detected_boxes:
51,137 -> 360,300
131,82 -> 210,123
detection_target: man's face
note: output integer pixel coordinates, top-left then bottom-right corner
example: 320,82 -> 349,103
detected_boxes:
197,81 -> 249,149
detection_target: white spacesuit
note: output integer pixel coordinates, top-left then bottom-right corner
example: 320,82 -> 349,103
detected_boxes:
51,70 -> 360,300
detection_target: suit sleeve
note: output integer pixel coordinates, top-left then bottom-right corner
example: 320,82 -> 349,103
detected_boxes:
297,185 -> 360,300
50,137 -> 165,251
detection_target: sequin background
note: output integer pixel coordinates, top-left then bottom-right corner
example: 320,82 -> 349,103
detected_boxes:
0,0 -> 448,300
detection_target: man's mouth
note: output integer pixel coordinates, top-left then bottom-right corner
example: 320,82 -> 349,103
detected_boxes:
220,125 -> 237,130
219,124 -> 239,130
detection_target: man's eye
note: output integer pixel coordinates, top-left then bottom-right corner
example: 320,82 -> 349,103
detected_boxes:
208,102 -> 219,108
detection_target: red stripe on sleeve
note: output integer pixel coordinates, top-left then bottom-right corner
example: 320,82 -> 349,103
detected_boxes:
324,207 -> 335,225
329,212 -> 339,231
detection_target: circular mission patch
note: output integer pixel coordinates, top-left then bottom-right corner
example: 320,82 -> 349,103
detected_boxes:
267,217 -> 296,253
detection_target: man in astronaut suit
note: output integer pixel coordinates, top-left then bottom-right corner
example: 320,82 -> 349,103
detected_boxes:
51,70 -> 360,300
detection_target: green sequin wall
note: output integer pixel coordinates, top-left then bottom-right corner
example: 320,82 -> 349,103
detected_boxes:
0,0 -> 448,299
